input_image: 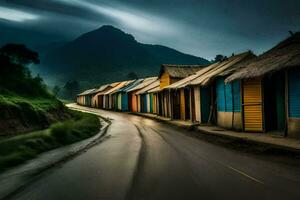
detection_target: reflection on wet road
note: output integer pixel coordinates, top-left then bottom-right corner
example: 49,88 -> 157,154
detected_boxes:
11,104 -> 300,200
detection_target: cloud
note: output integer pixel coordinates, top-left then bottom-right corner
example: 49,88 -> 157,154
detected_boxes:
54,0 -> 177,36
0,6 -> 39,22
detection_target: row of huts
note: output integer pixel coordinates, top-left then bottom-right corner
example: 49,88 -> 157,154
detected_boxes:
77,33 -> 300,138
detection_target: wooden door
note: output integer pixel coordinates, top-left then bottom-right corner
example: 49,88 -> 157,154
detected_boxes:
243,78 -> 263,132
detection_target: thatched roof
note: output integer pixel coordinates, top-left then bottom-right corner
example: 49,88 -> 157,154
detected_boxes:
127,77 -> 158,92
164,63 -> 219,89
226,32 -> 300,82
159,64 -> 205,78
190,51 -> 255,86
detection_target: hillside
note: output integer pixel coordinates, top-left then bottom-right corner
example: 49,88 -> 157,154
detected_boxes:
0,44 -> 70,136
42,25 -> 210,87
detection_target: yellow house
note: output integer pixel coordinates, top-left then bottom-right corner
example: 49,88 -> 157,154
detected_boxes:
156,64 -> 204,118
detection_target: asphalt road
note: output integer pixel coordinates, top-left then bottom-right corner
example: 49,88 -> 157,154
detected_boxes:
9,104 -> 300,200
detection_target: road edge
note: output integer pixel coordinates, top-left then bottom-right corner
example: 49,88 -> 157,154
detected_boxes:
1,113 -> 111,200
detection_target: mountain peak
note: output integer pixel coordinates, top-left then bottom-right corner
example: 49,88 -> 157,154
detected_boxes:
74,25 -> 136,44
43,25 -> 210,87
96,25 -> 121,32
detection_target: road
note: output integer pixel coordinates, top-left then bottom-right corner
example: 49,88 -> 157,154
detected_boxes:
9,104 -> 300,200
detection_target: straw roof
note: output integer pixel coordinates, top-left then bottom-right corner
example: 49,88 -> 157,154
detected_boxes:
190,51 -> 255,86
159,64 -> 205,78
164,63 -> 219,89
136,80 -> 160,95
127,77 -> 158,92
226,32 -> 300,82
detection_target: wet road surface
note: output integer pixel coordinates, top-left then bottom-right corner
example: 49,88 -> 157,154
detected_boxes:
9,104 -> 300,200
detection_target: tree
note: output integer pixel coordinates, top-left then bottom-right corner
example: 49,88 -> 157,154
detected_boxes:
63,80 -> 80,99
52,85 -> 61,97
213,54 -> 227,63
0,43 -> 48,96
0,43 -> 39,65
127,72 -> 138,80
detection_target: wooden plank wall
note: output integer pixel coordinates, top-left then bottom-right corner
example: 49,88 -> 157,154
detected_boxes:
180,88 -> 186,120
160,72 -> 170,88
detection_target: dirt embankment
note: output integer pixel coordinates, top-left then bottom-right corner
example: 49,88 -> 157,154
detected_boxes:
0,101 -> 71,136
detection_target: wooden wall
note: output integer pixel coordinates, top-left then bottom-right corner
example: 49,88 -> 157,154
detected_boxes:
180,88 -> 186,120
131,92 -> 138,112
160,72 -> 170,88
243,78 -> 263,132
193,86 -> 201,122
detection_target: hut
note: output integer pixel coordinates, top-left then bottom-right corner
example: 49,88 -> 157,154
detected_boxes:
126,77 -> 158,112
91,85 -> 108,108
136,80 -> 160,113
164,63 -> 219,122
148,85 -> 161,115
156,64 -> 204,118
103,81 -> 128,110
226,33 -> 300,137
91,82 -> 120,108
115,79 -> 144,111
104,80 -> 133,110
189,51 -> 255,129
165,51 -> 255,130
76,88 -> 97,107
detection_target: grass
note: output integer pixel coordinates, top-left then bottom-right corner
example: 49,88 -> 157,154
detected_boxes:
0,111 -> 101,171
0,93 -> 63,114
0,92 -> 71,135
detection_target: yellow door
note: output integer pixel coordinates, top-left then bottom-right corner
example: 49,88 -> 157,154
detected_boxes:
243,78 -> 263,132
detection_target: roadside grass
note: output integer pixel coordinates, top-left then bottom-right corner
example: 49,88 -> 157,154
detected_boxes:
0,111 -> 101,171
0,92 -> 63,115
0,92 -> 72,136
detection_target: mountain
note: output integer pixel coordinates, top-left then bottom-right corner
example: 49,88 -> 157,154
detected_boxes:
41,25 -> 210,88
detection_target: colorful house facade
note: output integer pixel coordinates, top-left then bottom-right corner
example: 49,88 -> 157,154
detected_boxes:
226,33 -> 300,137
156,64 -> 204,118
115,79 -> 143,111
126,77 -> 158,112
136,80 -> 160,113
76,88 -> 97,107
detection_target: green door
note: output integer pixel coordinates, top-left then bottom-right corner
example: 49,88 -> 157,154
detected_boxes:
200,87 -> 211,123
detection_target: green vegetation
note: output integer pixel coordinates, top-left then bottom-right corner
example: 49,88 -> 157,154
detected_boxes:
0,92 -> 68,135
0,44 -> 102,172
0,43 -> 49,97
0,111 -> 101,171
0,43 -> 71,134
0,92 -> 63,113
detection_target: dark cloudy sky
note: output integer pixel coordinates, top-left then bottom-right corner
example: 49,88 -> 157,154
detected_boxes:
0,0 -> 299,59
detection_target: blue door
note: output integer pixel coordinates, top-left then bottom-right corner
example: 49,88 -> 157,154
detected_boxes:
289,69 -> 300,118
216,78 -> 240,112
121,93 -> 128,111
216,78 -> 226,112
